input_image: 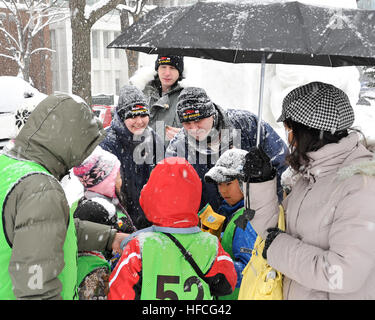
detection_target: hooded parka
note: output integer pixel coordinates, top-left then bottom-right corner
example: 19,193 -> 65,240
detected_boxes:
248,133 -> 375,299
0,94 -> 117,299
143,79 -> 184,132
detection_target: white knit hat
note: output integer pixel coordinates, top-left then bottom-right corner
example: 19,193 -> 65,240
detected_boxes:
205,148 -> 248,184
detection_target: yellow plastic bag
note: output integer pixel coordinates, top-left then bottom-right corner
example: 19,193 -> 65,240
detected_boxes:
198,204 -> 226,240
238,206 -> 285,300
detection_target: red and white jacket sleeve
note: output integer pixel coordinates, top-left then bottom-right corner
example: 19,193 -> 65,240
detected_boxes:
108,236 -> 237,299
204,239 -> 237,297
108,238 -> 142,300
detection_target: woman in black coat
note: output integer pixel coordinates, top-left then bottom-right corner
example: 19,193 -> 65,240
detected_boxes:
100,85 -> 164,229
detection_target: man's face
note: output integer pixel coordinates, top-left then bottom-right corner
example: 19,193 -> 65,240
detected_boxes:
182,116 -> 214,141
158,65 -> 180,89
124,115 -> 149,135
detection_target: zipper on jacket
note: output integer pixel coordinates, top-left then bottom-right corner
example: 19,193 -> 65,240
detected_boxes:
294,184 -> 313,232
286,277 -> 292,299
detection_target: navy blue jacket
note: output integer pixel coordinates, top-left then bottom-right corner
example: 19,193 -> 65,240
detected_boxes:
218,199 -> 257,288
166,104 -> 288,211
100,112 -> 164,229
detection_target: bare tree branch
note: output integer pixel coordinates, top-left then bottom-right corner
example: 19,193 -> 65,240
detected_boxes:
30,47 -> 55,55
0,25 -> 21,51
86,0 -> 123,27
0,52 -> 17,61
0,0 -> 69,82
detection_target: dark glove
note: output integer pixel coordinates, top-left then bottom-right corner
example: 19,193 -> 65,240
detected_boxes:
243,146 -> 276,183
234,208 -> 255,229
115,215 -> 136,233
262,227 -> 285,259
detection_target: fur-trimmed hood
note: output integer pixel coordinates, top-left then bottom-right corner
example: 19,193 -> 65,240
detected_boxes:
129,65 -> 193,92
338,154 -> 375,179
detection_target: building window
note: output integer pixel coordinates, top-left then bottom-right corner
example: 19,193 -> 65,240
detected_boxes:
114,32 -> 120,59
92,30 -> 99,59
104,70 -> 112,93
357,0 -> 375,8
103,31 -> 110,59
115,71 -> 121,95
50,29 -> 60,92
93,71 -> 101,95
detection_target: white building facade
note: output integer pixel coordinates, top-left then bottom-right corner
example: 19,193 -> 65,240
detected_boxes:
49,9 -> 128,97
48,0 -> 201,99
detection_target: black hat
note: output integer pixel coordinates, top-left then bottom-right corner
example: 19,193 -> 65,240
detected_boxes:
277,81 -> 354,133
117,85 -> 149,121
74,198 -> 117,226
155,54 -> 184,76
176,87 -> 217,123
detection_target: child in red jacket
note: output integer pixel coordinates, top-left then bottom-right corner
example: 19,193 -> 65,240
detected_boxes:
108,157 -> 237,300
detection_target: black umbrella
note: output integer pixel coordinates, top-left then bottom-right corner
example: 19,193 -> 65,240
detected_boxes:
108,1 -> 375,145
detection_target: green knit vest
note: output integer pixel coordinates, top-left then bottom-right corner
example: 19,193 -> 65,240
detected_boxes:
140,231 -> 218,300
0,155 -> 78,300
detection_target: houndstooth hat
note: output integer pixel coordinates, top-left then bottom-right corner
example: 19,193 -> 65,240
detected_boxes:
277,81 -> 355,133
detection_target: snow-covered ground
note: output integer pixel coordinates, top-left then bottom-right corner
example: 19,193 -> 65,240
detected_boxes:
0,76 -> 47,148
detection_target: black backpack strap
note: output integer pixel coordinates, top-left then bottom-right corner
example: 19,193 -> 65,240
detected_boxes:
164,232 -> 234,299
162,232 -> 209,284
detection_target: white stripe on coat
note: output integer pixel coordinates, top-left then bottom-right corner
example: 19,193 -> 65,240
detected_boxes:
109,252 -> 141,288
217,255 -> 233,263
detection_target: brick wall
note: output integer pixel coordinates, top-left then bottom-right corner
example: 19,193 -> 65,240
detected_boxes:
0,7 -> 53,94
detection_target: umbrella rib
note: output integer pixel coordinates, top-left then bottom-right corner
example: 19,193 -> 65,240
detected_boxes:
132,10 -> 180,46
295,3 -> 313,56
233,49 -> 238,63
317,9 -> 368,62
159,4 -> 197,50
328,55 -> 333,67
230,9 -> 250,62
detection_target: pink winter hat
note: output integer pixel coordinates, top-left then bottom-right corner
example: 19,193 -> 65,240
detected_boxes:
73,146 -> 121,198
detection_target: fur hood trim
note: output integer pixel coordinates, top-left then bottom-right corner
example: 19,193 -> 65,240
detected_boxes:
338,155 -> 375,180
129,65 -> 193,91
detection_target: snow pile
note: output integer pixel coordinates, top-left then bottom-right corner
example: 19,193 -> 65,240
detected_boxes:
0,76 -> 46,113
61,173 -> 84,206
91,197 -> 117,220
0,76 -> 47,142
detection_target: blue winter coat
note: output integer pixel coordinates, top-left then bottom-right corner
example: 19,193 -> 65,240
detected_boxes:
100,112 -> 165,229
218,200 -> 257,290
165,104 -> 288,211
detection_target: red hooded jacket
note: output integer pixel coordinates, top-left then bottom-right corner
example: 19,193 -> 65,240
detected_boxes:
108,157 -> 237,300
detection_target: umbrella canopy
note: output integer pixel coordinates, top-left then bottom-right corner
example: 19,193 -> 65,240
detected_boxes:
108,1 -> 375,67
